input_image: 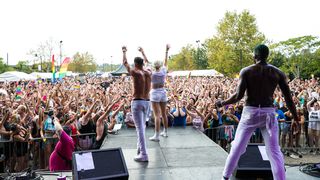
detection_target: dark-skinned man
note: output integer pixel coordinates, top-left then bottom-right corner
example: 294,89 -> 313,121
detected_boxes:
216,44 -> 299,180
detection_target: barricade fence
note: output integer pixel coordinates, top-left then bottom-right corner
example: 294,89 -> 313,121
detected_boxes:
204,120 -> 320,154
0,133 -> 96,173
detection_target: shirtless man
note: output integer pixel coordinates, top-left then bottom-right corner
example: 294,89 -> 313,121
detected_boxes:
216,44 -> 299,180
122,46 -> 151,162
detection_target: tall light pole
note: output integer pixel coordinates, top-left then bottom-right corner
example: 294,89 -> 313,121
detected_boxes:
110,56 -> 113,71
196,40 -> 200,68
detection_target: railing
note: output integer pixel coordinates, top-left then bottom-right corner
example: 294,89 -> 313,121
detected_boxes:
0,133 -> 96,173
204,120 -> 320,154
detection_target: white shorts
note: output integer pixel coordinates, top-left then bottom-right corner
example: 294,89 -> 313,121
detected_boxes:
150,89 -> 167,102
308,121 -> 320,130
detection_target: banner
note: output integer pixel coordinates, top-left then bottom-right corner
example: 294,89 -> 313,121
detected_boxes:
59,57 -> 71,79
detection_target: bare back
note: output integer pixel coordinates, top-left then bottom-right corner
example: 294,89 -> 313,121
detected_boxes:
143,69 -> 152,99
131,69 -> 146,99
243,63 -> 281,106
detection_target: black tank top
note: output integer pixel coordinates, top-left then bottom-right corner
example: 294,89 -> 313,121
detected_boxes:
79,120 -> 96,135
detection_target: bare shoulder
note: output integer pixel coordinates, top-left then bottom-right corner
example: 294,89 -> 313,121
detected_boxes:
143,68 -> 152,76
267,64 -> 285,77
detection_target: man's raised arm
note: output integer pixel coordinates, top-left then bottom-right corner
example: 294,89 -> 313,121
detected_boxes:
138,47 -> 149,65
122,46 -> 131,74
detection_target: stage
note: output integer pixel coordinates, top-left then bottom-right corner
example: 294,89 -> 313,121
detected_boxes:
39,127 -> 317,180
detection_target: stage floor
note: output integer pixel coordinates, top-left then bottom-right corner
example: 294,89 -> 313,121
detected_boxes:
100,127 -> 317,180
40,126 -> 318,180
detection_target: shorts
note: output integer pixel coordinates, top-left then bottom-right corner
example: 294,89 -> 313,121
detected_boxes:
308,121 -> 320,131
150,89 -> 167,102
280,122 -> 290,135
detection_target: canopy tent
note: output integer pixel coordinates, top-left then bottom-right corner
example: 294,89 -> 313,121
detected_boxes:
110,65 -> 129,76
168,69 -> 224,77
101,72 -> 111,78
0,71 -> 37,82
30,72 -> 57,79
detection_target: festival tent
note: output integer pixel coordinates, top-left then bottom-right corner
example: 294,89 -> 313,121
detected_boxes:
110,65 -> 129,76
30,72 -> 57,79
0,71 -> 37,82
168,69 -> 224,77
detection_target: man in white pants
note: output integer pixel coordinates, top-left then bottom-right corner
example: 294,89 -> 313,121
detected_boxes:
216,44 -> 299,180
122,46 -> 151,162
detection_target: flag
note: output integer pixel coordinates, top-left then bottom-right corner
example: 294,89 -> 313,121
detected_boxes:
16,86 -> 22,100
52,55 -> 56,82
59,57 -> 71,79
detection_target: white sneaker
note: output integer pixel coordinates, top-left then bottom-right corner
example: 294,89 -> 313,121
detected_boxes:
134,154 -> 149,162
149,135 -> 160,142
160,131 -> 168,137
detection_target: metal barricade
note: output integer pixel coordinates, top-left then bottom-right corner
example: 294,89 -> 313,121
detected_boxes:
0,133 -> 96,173
204,120 -> 320,154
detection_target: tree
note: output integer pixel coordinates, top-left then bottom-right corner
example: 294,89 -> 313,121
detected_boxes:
68,52 -> 97,73
15,60 -> 32,73
98,64 -> 120,72
193,43 -> 209,70
206,10 -> 266,76
28,38 -> 60,72
0,57 -> 7,73
168,45 -> 195,70
271,35 -> 320,78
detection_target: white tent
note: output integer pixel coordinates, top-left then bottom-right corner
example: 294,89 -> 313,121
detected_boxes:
0,71 -> 37,82
30,72 -> 55,79
168,69 -> 224,77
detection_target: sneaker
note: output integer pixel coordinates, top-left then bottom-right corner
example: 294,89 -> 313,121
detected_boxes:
149,135 -> 160,142
160,131 -> 168,137
134,154 -> 148,162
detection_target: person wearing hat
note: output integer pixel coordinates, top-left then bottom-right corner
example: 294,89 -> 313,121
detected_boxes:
216,44 -> 299,180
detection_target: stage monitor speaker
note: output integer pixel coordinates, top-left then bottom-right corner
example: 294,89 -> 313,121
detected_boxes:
72,148 -> 129,180
235,144 -> 273,179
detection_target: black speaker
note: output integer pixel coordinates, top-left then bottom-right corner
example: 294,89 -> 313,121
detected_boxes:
235,144 -> 273,179
72,148 -> 129,180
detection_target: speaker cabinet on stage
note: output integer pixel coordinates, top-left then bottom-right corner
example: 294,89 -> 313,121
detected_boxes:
72,148 -> 129,180
235,144 -> 273,179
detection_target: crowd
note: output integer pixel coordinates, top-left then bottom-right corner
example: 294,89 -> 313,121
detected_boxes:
0,73 -> 319,172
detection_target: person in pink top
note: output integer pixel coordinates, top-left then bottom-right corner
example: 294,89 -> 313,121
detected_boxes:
49,117 -> 75,171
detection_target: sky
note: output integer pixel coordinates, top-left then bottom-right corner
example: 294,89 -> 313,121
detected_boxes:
0,0 -> 319,66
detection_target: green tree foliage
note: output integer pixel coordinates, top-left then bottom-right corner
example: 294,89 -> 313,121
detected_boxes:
271,35 -> 320,78
193,44 -> 209,70
97,64 -> 120,72
15,60 -> 32,73
206,10 -> 266,76
0,57 -> 7,73
68,52 -> 97,73
168,45 -> 195,70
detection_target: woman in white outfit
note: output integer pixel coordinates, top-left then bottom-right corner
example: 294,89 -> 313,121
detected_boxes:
143,45 -> 170,142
